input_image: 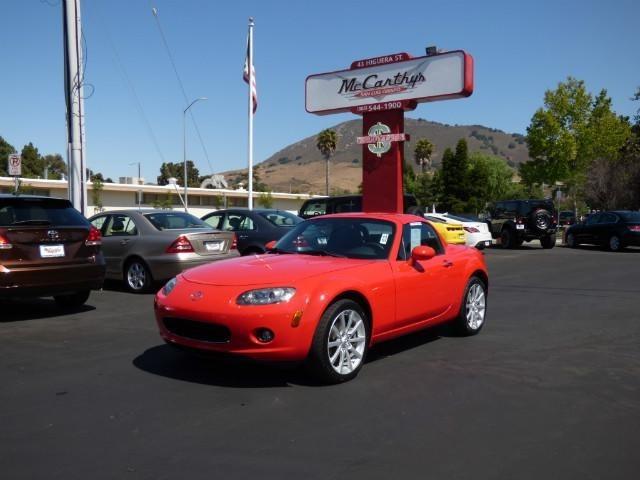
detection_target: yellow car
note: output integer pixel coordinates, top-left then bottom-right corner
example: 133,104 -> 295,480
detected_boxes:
425,215 -> 466,245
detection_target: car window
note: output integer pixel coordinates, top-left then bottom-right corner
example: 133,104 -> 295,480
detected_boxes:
425,215 -> 447,224
619,212 -> 640,222
397,222 -> 444,260
333,197 -> 361,213
0,198 -> 88,227
91,215 -> 108,232
203,213 -> 224,229
585,214 -> 601,226
300,199 -> 327,217
275,217 -> 394,260
223,214 -> 254,231
104,214 -> 138,237
144,212 -> 209,230
598,213 -> 618,224
259,211 -> 301,227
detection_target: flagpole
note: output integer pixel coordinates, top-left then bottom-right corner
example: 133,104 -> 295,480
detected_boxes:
247,17 -> 254,210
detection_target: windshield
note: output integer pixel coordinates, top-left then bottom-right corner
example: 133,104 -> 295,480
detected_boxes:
442,213 -> 473,223
258,210 -> 302,227
0,198 -> 88,227
619,211 -> 640,223
275,217 -> 395,259
144,212 -> 210,230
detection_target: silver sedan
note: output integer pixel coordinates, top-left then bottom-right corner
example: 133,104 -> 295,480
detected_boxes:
88,209 -> 238,292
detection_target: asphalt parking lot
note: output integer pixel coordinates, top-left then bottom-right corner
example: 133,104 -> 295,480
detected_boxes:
1,244 -> 639,480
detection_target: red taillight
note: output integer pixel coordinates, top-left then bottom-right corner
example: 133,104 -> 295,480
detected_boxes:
231,233 -> 238,250
0,233 -> 12,250
166,235 -> 194,253
464,226 -> 480,233
629,225 -> 640,232
85,225 -> 102,246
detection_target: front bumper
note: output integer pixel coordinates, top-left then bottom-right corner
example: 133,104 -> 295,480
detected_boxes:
154,284 -> 316,362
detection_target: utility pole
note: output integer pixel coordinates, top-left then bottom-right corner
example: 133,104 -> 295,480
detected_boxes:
63,0 -> 87,215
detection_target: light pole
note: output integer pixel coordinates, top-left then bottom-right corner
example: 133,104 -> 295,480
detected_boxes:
129,161 -> 142,210
183,97 -> 207,212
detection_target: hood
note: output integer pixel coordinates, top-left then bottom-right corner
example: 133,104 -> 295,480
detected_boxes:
182,253 -> 374,286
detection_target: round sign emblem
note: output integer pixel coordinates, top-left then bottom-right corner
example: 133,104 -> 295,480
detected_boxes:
367,122 -> 392,157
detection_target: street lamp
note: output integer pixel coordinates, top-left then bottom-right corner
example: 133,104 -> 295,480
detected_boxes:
183,97 -> 207,212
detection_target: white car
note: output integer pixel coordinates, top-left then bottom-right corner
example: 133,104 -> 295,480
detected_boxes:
426,213 -> 492,249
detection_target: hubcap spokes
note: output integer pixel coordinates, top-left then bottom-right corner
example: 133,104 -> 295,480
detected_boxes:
327,309 -> 366,375
466,284 -> 486,330
610,237 -> 619,250
128,263 -> 145,290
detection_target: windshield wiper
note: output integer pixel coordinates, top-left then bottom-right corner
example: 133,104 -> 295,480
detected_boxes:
11,220 -> 52,226
304,249 -> 347,258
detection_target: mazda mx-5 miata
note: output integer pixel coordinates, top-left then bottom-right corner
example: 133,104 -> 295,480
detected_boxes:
154,213 -> 489,383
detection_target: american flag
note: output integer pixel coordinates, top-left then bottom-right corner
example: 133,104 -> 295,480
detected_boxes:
243,38 -> 257,114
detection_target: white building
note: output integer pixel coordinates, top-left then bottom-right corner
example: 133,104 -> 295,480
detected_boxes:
0,177 -> 313,217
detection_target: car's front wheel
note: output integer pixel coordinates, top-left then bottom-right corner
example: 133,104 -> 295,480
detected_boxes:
54,290 -> 91,308
566,232 -> 578,248
454,277 -> 487,336
608,234 -> 623,252
308,299 -> 369,384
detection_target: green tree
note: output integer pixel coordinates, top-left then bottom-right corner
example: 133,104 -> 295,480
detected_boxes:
440,139 -> 470,212
316,129 -> 337,196
91,176 -> 104,212
466,153 -> 515,213
157,161 -> 200,188
414,138 -> 434,174
257,190 -> 274,208
0,136 -> 17,176
20,143 -> 44,178
42,154 -> 67,180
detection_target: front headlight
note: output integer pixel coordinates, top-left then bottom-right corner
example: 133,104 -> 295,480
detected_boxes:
162,277 -> 178,296
237,287 -> 296,305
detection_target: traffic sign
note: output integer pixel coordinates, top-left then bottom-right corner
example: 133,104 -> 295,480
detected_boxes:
8,154 -> 21,176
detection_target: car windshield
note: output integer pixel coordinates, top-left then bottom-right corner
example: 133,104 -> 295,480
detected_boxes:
144,212 -> 210,230
258,210 -> 302,227
0,198 -> 88,227
425,215 -> 446,223
619,211 -> 640,223
275,217 -> 395,260
443,213 -> 473,223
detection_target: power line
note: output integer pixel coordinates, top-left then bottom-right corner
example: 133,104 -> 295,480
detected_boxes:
148,2 -> 214,175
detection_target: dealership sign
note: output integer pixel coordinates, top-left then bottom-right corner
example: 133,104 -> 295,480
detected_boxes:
306,50 -> 473,115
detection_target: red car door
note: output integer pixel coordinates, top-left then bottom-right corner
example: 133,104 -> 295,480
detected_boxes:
391,221 -> 456,330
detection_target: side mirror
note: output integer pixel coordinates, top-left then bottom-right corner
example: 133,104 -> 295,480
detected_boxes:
265,240 -> 277,251
410,245 -> 436,262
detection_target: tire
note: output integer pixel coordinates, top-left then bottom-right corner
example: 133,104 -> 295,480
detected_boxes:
540,235 -> 555,249
308,299 -> 369,384
54,290 -> 91,308
566,232 -> 578,248
405,206 -> 425,218
607,235 -> 623,252
124,259 -> 153,293
530,209 -> 552,232
500,228 -> 514,249
453,277 -> 487,336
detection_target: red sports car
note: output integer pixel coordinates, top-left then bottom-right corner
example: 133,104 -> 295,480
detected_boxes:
154,213 -> 488,383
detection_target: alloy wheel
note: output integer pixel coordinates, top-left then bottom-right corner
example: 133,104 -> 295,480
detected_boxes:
609,235 -> 621,251
466,283 -> 486,331
127,262 -> 147,291
327,309 -> 367,375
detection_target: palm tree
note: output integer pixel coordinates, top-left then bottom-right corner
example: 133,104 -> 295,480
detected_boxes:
414,138 -> 434,174
316,129 -> 337,195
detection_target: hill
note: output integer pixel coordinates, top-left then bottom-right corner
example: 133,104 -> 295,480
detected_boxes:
222,118 -> 530,194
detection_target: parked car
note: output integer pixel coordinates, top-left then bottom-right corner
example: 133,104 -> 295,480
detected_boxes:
201,208 -> 302,255
558,210 -> 576,226
485,199 -> 557,249
565,210 -> 640,251
298,194 -> 422,219
155,212 -> 489,383
0,195 -> 105,307
426,212 -> 492,249
424,214 -> 467,245
88,210 -> 237,293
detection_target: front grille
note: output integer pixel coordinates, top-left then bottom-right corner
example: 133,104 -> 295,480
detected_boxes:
163,317 -> 231,343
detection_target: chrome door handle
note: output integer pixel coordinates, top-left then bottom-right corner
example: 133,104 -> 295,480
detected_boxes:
120,239 -> 130,245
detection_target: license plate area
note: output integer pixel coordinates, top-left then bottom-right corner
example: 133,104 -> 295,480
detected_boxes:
516,224 -> 525,230
40,244 -> 65,258
204,241 -> 223,252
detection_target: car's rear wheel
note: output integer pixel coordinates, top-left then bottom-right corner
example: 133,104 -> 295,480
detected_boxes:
308,299 -> 369,384
125,259 -> 152,293
500,228 -> 514,249
608,235 -> 623,252
54,290 -> 91,308
454,277 -> 487,336
540,235 -> 555,249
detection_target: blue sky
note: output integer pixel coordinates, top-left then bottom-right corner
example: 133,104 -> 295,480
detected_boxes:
0,0 -> 638,182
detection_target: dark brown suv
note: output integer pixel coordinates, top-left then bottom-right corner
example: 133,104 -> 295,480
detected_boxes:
0,195 -> 106,307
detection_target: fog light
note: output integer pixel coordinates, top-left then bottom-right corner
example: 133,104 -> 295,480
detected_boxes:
256,328 -> 274,343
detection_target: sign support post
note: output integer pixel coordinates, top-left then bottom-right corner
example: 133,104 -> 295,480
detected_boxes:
306,50 -> 473,213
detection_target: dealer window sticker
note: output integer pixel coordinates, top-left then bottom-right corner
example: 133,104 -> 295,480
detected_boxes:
410,227 -> 421,250
380,233 -> 389,245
